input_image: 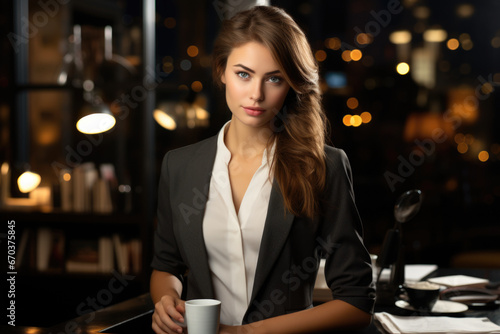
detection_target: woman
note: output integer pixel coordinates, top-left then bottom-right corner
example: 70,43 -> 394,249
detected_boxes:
151,6 -> 375,334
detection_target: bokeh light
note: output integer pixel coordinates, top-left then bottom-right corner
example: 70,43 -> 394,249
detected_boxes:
360,111 -> 372,123
315,50 -> 327,62
396,62 -> 410,75
478,151 -> 489,162
350,49 -> 362,61
447,38 -> 460,50
346,97 -> 359,109
187,45 -> 199,57
191,81 -> 203,92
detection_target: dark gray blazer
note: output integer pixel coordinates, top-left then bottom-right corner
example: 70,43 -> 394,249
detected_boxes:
151,135 -> 375,324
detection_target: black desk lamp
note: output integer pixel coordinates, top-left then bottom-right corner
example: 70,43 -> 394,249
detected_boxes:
375,189 -> 423,306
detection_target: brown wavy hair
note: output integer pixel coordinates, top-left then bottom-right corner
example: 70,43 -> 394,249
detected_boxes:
212,6 -> 327,219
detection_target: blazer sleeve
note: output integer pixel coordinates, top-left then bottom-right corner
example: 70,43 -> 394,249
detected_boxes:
319,147 -> 376,314
150,151 -> 188,283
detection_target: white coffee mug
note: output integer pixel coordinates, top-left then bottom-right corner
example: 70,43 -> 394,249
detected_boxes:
185,299 -> 221,334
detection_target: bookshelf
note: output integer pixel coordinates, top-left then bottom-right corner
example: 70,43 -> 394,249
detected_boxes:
1,0 -> 156,327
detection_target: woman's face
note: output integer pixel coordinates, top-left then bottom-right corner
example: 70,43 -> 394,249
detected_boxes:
221,41 -> 290,130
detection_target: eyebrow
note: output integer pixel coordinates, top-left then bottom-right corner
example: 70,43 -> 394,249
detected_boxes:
233,64 -> 281,75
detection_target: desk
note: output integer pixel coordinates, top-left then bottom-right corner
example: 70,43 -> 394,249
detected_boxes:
3,268 -> 499,334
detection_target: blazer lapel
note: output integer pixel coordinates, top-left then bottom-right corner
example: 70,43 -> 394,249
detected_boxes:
249,183 -> 295,302
176,136 -> 217,298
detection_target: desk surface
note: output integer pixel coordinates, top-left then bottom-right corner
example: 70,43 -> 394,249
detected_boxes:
3,268 -> 500,334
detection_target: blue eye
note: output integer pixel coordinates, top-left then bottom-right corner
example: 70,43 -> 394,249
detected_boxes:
237,72 -> 250,79
268,76 -> 282,84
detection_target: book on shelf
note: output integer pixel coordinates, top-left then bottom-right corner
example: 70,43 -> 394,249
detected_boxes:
16,228 -> 35,270
112,234 -> 142,274
16,227 -> 140,275
66,235 -> 115,273
65,238 -> 100,273
36,228 -> 65,272
60,162 -> 117,213
93,179 -> 113,214
59,169 -> 72,211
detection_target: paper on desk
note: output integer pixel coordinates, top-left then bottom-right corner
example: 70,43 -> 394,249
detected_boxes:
427,275 -> 489,287
375,312 -> 500,334
379,264 -> 438,283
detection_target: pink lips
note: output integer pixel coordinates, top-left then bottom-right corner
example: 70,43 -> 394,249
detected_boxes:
243,106 -> 265,116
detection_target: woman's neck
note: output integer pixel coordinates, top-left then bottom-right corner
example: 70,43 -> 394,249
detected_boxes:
224,119 -> 273,159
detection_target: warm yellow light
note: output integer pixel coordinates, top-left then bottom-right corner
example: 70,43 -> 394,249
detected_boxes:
447,38 -> 460,50
346,97 -> 359,110
396,62 -> 410,75
63,173 -> 71,182
341,50 -> 352,62
423,29 -> 447,42
465,134 -> 475,145
195,106 -> 209,120
343,115 -> 352,126
481,83 -> 494,95
191,81 -> 203,92
315,50 -> 327,62
350,115 -> 362,127
17,171 -> 41,193
153,109 -> 177,130
76,113 -> 116,134
325,37 -> 341,50
389,30 -> 412,44
356,33 -> 372,45
187,45 -> 199,57
360,111 -> 372,123
478,151 -> 489,162
457,142 -> 468,154
350,49 -> 362,61
1,162 -> 9,174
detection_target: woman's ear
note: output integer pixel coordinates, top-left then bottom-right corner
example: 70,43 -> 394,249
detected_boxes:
221,71 -> 226,84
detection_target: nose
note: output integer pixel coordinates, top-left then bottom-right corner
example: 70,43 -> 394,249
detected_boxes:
250,81 -> 264,102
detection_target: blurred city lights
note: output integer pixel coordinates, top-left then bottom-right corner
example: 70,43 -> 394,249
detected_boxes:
423,29 -> 447,42
396,62 -> 410,75
315,50 -> 327,62
325,37 -> 341,50
350,49 -> 362,61
191,81 -> 203,92
389,30 -> 412,44
187,45 -> 199,57
346,97 -> 359,109
341,50 -> 352,62
478,151 -> 489,162
447,38 -> 460,50
360,111 -> 372,123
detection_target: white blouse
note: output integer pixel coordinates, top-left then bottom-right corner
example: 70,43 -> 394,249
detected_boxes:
202,122 -> 274,325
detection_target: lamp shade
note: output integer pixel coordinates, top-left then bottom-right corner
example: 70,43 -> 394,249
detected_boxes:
76,103 -> 116,134
153,108 -> 177,130
17,171 -> 41,193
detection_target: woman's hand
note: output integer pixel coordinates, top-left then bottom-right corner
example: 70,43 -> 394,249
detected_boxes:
152,294 -> 186,334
